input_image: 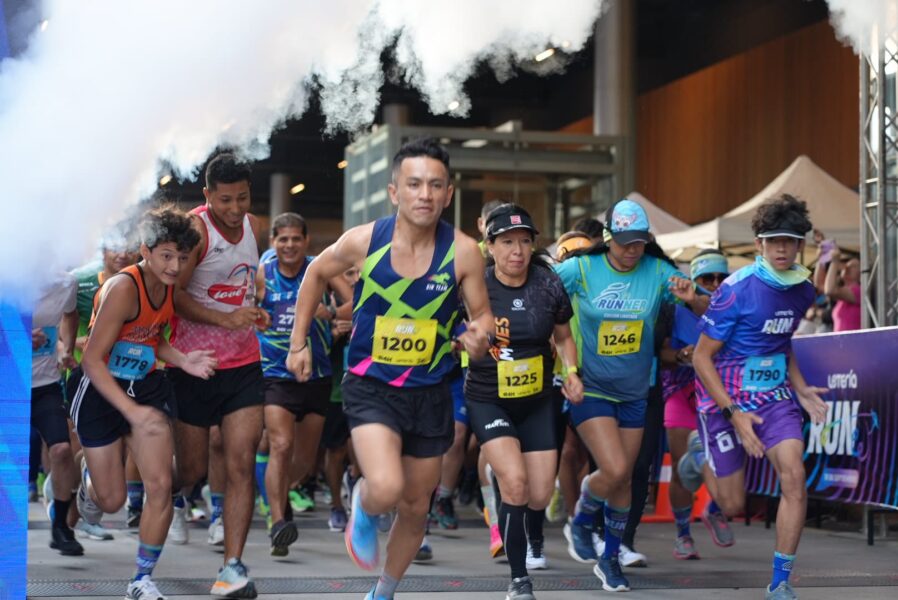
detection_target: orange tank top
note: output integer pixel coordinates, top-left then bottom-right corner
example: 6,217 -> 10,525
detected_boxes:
90,264 -> 173,379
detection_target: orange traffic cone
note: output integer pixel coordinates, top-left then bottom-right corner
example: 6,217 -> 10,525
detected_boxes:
641,452 -> 711,524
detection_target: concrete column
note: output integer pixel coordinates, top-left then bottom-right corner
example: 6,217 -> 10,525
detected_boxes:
270,173 -> 290,222
594,0 -> 636,195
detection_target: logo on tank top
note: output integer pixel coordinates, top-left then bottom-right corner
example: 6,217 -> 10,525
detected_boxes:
208,263 -> 256,306
425,271 -> 451,293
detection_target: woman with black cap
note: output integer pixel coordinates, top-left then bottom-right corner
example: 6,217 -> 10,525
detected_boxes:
465,203 -> 583,600
554,198 -> 701,592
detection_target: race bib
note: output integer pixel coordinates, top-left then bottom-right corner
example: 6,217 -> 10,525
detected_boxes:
108,341 -> 155,381
497,356 -> 543,399
598,320 -> 643,356
372,316 -> 437,366
33,326 -> 58,357
742,353 -> 786,392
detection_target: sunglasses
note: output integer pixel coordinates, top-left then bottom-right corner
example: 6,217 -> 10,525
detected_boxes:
697,273 -> 727,285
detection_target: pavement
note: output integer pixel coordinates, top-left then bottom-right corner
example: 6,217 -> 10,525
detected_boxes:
27,496 -> 898,599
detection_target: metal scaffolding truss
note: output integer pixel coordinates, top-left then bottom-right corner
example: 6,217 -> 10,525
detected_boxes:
861,33 -> 898,328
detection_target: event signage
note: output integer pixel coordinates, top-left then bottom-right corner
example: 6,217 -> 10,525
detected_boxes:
743,327 -> 898,510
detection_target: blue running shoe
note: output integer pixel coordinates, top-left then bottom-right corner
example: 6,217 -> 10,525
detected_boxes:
345,478 -> 379,570
765,581 -> 797,599
594,555 -> 630,592
363,586 -> 391,600
211,558 -> 257,598
563,520 -> 598,564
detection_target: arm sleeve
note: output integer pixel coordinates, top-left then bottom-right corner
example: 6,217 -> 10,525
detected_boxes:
659,260 -> 687,305
553,257 -> 581,297
698,283 -> 740,343
548,270 -> 574,325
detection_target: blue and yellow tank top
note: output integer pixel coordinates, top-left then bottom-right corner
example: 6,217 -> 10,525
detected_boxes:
258,257 -> 333,381
347,215 -> 460,387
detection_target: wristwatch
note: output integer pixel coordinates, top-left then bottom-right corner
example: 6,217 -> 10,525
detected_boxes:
721,405 -> 740,421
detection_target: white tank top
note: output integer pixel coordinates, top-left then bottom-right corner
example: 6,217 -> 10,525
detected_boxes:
172,206 -> 260,369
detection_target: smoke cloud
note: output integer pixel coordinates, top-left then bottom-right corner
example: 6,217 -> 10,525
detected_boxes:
827,0 -> 898,55
0,0 -> 604,302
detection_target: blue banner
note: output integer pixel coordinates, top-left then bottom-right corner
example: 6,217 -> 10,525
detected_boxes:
743,327 -> 898,510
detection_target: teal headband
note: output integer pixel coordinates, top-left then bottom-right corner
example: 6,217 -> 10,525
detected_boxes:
690,253 -> 729,280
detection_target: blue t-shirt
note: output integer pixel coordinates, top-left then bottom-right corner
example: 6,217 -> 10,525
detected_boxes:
554,253 -> 682,403
257,257 -> 333,381
695,265 -> 815,414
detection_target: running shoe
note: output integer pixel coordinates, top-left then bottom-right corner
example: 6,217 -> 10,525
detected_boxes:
545,484 -> 567,523
619,543 -> 646,567
329,506 -> 348,532
256,495 -> 270,518
701,504 -> 735,547
127,506 -> 143,528
37,471 -> 47,498
363,587 -> 391,600
414,536 -> 433,562
42,472 -> 54,514
376,511 -> 394,533
76,458 -> 103,525
126,576 -> 166,600
433,496 -> 458,530
505,575 -> 535,600
342,468 -> 359,506
489,522 -> 505,558
269,519 -> 298,550
526,540 -> 548,570
168,504 -> 189,545
765,581 -> 798,600
50,525 -> 84,556
345,479 -> 379,570
673,535 -> 700,560
677,430 -> 706,493
43,473 -> 55,522
288,488 -> 315,513
210,558 -> 257,599
457,467 -> 478,506
593,554 -> 630,592
563,520 -> 598,563
208,516 -> 225,547
75,521 -> 114,540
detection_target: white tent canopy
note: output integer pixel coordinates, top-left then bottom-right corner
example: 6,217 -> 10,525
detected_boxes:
626,191 -> 690,235
656,155 -> 860,262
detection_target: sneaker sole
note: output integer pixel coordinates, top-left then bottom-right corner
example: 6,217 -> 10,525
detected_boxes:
673,550 -> 700,560
700,514 -> 735,548
270,545 -> 289,557
526,560 -> 548,570
49,542 -> 84,557
490,544 -> 506,558
270,522 -> 298,548
563,524 -> 597,564
345,485 -> 378,571
592,563 -> 630,592
210,580 -> 257,599
620,557 -> 647,568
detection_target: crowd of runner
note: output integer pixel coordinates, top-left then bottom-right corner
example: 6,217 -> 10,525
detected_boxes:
29,138 -> 831,600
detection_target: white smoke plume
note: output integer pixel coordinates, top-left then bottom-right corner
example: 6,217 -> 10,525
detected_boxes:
827,0 -> 898,55
0,0 -> 604,303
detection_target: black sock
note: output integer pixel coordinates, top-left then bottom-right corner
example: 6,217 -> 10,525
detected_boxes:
499,502 -> 528,579
526,507 -> 545,549
53,497 -> 72,529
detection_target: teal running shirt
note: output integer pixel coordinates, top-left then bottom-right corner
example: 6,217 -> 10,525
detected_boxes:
554,253 -> 683,403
